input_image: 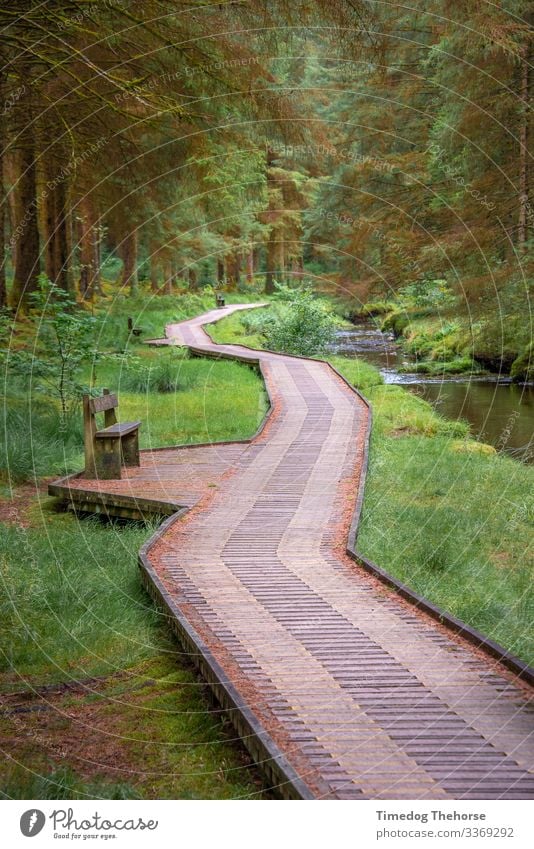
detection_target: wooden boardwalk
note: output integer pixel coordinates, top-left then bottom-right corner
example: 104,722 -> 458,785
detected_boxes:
52,304 -> 534,799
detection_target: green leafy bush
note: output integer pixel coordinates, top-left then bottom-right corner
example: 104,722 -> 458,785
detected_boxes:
263,284 -> 337,356
511,343 -> 534,383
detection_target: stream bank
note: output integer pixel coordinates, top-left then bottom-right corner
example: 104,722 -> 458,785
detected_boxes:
333,324 -> 534,463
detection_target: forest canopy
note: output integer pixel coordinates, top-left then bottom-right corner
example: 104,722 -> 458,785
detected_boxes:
0,0 -> 531,368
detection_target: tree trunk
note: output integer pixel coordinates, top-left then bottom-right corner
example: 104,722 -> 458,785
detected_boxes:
265,233 -> 277,294
246,249 -> 254,284
0,126 -> 5,309
217,258 -> 225,286
56,179 -> 70,290
253,246 -> 261,274
43,164 -> 56,283
279,241 -> 285,284
0,168 -> 5,308
118,228 -> 138,295
227,252 -> 242,290
290,254 -> 304,281
265,147 -> 277,295
150,250 -> 159,292
518,42 -> 531,248
188,266 -> 198,290
0,68 -> 6,309
165,262 -> 173,294
42,172 -> 70,290
80,198 -> 101,299
12,140 -> 40,307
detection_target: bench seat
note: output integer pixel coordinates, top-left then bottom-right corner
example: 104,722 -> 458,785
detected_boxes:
95,421 -> 141,439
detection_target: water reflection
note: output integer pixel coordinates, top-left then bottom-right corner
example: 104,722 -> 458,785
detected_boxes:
332,326 -> 534,463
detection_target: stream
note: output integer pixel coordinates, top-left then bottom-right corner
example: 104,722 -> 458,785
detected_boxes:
333,325 -> 534,464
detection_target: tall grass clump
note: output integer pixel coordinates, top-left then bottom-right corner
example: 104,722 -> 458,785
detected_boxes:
356,436 -> 534,664
0,516 -> 163,681
0,397 -> 84,483
118,351 -> 189,394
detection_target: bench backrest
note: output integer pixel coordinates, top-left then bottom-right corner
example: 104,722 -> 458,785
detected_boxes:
89,394 -> 118,415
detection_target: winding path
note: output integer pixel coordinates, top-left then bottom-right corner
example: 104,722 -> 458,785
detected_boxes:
139,304 -> 534,799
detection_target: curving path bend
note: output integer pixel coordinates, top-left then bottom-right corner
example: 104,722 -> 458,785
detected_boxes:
142,304 -> 534,800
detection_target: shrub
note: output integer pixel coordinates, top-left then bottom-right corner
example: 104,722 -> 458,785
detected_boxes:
263,284 -> 337,356
1,278 -> 101,426
399,356 -> 478,375
381,311 -> 410,336
119,354 -> 186,394
511,343 -> 534,383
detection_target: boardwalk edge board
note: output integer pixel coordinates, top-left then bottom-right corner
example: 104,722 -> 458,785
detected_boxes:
138,512 -> 315,801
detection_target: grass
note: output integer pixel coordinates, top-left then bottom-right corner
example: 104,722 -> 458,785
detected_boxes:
208,309 -> 268,350
93,288 -> 264,353
1,346 -> 267,485
0,400 -> 83,484
1,296 -> 532,800
99,350 -> 268,449
209,308 -> 533,665
0,511 -> 265,799
0,294 -> 269,799
331,365 -> 533,665
354,435 -> 533,663
0,513 -> 163,682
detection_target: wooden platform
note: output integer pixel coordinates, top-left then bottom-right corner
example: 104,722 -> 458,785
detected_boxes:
50,303 -> 534,800
49,443 -> 253,520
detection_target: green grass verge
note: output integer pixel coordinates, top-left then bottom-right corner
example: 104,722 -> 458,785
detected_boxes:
207,310 -> 268,350
0,513 -> 163,683
1,347 -> 267,484
0,512 -> 263,799
0,298 -> 268,799
94,288 -> 263,353
334,371 -> 533,665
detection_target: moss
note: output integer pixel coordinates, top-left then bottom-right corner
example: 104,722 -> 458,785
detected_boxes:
0,655 -> 262,799
510,343 -> 534,383
350,301 -> 393,319
399,356 -> 480,375
451,439 -> 496,456
380,310 -> 410,336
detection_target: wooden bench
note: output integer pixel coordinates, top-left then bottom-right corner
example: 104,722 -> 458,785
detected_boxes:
215,293 -> 226,308
83,389 -> 141,480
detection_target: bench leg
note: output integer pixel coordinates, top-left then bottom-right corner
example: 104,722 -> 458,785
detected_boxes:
121,431 -> 140,467
94,438 -> 122,480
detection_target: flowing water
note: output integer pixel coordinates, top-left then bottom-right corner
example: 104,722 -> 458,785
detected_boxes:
333,326 -> 534,463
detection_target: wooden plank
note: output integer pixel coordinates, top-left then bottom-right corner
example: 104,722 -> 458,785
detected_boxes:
95,421 -> 141,438
89,393 -> 118,413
